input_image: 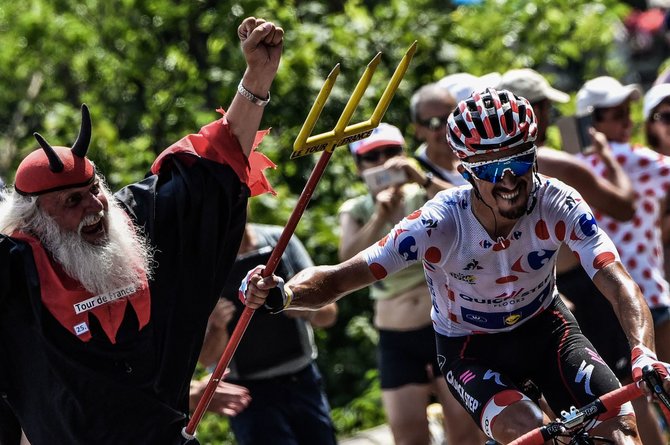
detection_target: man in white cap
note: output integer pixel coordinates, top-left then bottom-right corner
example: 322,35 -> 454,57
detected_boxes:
437,72 -> 501,103
574,75 -> 670,445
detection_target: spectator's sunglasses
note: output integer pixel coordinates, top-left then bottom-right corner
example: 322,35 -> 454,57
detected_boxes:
461,146 -> 537,183
416,115 -> 450,131
357,145 -> 403,163
652,111 -> 670,125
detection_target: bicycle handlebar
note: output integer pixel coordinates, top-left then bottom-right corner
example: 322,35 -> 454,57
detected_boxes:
509,365 -> 670,445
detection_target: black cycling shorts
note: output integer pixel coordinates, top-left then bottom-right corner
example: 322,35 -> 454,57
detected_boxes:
435,297 -> 622,437
378,325 -> 441,389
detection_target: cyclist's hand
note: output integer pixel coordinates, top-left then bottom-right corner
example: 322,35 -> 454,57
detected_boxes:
238,265 -> 292,313
631,345 -> 670,393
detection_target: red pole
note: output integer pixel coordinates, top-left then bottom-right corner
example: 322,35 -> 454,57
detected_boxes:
183,149 -> 334,438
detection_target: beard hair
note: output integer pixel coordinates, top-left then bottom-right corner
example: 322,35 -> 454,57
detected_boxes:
30,188 -> 154,295
499,202 -> 528,220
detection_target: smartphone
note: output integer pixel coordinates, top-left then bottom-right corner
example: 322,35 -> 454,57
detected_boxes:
556,113 -> 594,154
362,165 -> 408,193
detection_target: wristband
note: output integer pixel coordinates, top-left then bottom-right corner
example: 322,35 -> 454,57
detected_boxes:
237,81 -> 270,107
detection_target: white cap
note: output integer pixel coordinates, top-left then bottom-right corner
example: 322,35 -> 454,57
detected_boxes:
643,83 -> 670,121
349,123 -> 404,155
576,76 -> 641,115
498,68 -> 569,104
437,72 -> 501,102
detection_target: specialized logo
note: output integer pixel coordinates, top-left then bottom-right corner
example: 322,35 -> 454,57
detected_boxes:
575,360 -> 595,396
483,370 -> 506,387
73,284 -> 139,315
446,370 -> 480,413
449,272 -> 476,284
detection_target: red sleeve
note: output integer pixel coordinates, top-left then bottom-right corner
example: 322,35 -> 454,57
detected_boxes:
150,108 -> 276,196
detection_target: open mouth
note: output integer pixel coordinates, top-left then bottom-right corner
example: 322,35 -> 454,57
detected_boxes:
80,214 -> 105,237
496,186 -> 522,202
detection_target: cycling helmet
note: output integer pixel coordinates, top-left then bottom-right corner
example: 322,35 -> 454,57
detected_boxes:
446,88 -> 538,159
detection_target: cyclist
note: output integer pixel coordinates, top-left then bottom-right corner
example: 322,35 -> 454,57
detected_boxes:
242,88 -> 670,444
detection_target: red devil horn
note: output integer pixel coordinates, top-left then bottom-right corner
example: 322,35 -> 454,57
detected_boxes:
71,104 -> 91,158
33,132 -> 65,173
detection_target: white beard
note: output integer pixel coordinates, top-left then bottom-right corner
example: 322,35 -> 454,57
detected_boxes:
31,193 -> 154,295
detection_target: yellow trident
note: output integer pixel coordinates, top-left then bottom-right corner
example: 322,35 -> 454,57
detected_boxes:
291,41 -> 417,159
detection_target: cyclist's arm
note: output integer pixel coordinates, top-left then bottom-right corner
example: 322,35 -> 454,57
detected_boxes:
592,262 -> 656,353
286,254 -> 376,309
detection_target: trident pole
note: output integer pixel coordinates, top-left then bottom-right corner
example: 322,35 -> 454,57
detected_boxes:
183,41 -> 416,440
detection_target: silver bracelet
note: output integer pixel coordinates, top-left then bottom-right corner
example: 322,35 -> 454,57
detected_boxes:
237,81 -> 270,107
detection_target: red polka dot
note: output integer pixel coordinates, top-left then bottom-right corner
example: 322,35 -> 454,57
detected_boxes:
616,154 -> 627,165
628,258 -> 638,269
555,221 -> 566,241
645,189 -> 656,197
425,247 -> 442,263
622,232 -> 633,242
535,220 -> 550,240
644,230 -> 653,240
369,263 -> 388,279
633,217 -> 642,228
640,173 -> 651,183
407,210 -> 422,220
496,275 -> 519,284
494,390 -> 524,406
593,252 -> 616,269
637,244 -> 646,254
639,158 -> 651,167
643,201 -> 654,213
607,222 -> 619,233
643,269 -> 652,279
661,166 -> 670,176
651,295 -> 660,305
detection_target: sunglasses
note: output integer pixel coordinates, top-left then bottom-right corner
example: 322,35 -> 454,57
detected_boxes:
462,147 -> 536,183
652,111 -> 670,125
417,115 -> 450,131
357,145 -> 403,163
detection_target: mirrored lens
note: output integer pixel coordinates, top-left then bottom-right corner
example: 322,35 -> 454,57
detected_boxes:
469,152 -> 535,183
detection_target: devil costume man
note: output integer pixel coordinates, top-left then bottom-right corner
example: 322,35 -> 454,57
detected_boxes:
0,104 -> 276,444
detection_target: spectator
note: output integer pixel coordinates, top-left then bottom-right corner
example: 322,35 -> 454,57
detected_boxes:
409,83 -> 469,187
338,123 -> 484,445
574,75 -> 670,444
192,222 -> 338,445
0,16 -> 282,444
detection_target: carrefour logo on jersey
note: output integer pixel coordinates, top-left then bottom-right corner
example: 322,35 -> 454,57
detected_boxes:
578,212 -> 598,237
397,236 -> 418,261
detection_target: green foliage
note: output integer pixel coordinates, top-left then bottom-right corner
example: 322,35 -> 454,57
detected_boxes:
0,0 -> 639,442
